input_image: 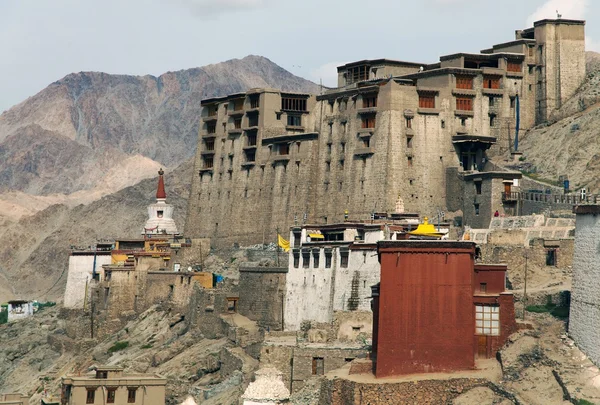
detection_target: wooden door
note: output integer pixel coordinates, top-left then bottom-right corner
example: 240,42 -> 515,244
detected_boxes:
477,335 -> 488,359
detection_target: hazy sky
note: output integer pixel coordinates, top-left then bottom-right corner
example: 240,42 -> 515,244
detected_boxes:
1,0 -> 599,113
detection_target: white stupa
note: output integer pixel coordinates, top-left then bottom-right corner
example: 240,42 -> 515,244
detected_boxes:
242,368 -> 290,404
142,168 -> 179,235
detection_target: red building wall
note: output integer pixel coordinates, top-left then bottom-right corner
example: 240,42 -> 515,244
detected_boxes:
473,264 -> 507,294
375,241 -> 476,377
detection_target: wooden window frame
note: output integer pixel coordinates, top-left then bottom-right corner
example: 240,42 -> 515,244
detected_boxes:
86,389 -> 96,405
456,97 -> 473,111
475,305 -> 500,336
456,76 -> 473,89
419,94 -> 435,109
507,61 -> 522,73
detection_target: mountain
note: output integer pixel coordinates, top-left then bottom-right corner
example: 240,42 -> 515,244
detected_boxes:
0,56 -> 319,301
517,51 -> 600,191
0,55 -> 320,197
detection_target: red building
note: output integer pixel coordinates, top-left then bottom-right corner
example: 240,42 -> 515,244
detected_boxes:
372,240 -> 517,377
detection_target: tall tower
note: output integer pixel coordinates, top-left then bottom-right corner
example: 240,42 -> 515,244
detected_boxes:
534,19 -> 586,123
142,168 -> 179,235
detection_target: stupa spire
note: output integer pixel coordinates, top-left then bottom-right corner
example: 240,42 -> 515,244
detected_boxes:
156,168 -> 166,200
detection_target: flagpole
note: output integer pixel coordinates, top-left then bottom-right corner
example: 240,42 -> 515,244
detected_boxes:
276,227 -> 280,267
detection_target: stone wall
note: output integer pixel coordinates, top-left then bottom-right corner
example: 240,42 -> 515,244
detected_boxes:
318,377 -> 514,405
238,265 -> 287,331
569,209 -> 600,367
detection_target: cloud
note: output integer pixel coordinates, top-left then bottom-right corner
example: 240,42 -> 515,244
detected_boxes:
309,61 -> 347,88
526,0 -> 588,26
172,0 -> 268,17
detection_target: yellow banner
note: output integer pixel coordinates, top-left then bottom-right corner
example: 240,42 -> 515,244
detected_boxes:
278,234 -> 290,252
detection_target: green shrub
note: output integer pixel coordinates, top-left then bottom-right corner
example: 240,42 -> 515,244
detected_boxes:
0,310 -> 7,325
107,341 -> 129,353
577,399 -> 595,405
141,344 -> 153,349
525,305 -> 549,313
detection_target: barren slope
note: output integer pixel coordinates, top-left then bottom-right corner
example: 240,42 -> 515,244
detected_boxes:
518,51 -> 600,191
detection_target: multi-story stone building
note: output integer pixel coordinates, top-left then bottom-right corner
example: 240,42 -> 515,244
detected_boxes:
185,19 -> 585,247
60,366 -> 166,405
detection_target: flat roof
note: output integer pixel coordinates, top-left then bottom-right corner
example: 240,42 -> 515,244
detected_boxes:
201,88 -> 312,105
533,19 -> 585,27
337,58 -> 426,72
439,52 -> 525,62
378,240 -> 475,249
481,39 -> 536,54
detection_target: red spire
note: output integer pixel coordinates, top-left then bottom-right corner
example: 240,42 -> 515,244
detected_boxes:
156,168 -> 166,199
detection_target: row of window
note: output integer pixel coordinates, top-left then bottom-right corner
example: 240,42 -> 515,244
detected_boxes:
293,250 -> 349,268
86,387 -> 137,404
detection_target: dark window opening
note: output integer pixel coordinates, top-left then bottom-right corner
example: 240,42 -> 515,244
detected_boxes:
474,203 -> 480,216
325,252 -> 332,268
406,136 -> 413,148
205,138 -> 215,151
489,97 -> 494,107
313,251 -> 320,268
293,252 -> 300,268
347,65 -> 370,84
510,97 -> 516,109
312,357 -> 325,375
247,132 -> 257,146
475,182 -> 482,195
362,95 -> 377,108
405,117 -> 412,128
207,123 -> 216,134
107,389 -> 116,404
287,114 -> 302,127
546,249 -> 557,266
302,251 -> 310,268
127,389 -> 137,404
340,251 -> 349,268
281,97 -> 307,112
489,115 -> 496,127
244,149 -> 256,163
232,99 -> 244,111
202,156 -> 213,169
480,283 -> 487,293
250,95 -> 260,109
278,143 -> 290,155
248,114 -> 259,127
361,116 -> 376,129
407,156 -> 413,167
86,389 -> 96,404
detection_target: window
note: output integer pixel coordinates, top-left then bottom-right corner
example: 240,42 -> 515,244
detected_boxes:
340,159 -> 344,169
302,250 -> 310,268
96,371 -> 108,379
456,97 -> 473,111
325,251 -> 332,268
475,182 -> 482,195
326,161 -> 330,172
312,357 -> 325,375
287,115 -> 302,127
202,156 -> 213,169
313,251 -> 320,268
489,115 -> 495,127
276,112 -> 282,120
347,65 -> 370,84
207,105 -> 217,117
475,305 -> 500,336
361,116 -> 376,129
362,138 -> 370,148
205,138 -> 215,151
340,250 -> 349,268
419,94 -> 435,108
248,114 -> 259,127
405,117 -> 412,128
407,156 -> 413,167
362,95 -> 377,108
247,132 -> 257,146
528,46 -> 534,57
529,84 -> 532,91
406,136 -> 413,148
244,149 -> 256,163
456,76 -> 473,89
127,389 -> 137,403
234,118 -> 242,129
250,95 -> 260,109
480,283 -> 487,293
507,61 -> 522,73
546,249 -> 557,266
293,251 -> 300,268
281,97 -> 307,111
460,117 -> 467,126
528,65 -> 534,74
474,203 -> 480,215
510,97 -> 516,109
483,76 -> 500,89
341,142 -> 346,153
207,123 -> 216,134
107,389 -> 116,404
488,97 -> 494,107
86,389 -> 95,404
327,144 -> 332,154
278,143 -> 290,155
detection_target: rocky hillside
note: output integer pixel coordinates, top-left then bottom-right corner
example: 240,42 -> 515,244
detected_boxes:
517,52 -> 600,191
0,55 -> 319,197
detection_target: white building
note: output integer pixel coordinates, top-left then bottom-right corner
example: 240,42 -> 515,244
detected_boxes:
7,300 -> 34,322
283,221 -> 407,331
63,245 -> 112,309
143,169 -> 178,235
